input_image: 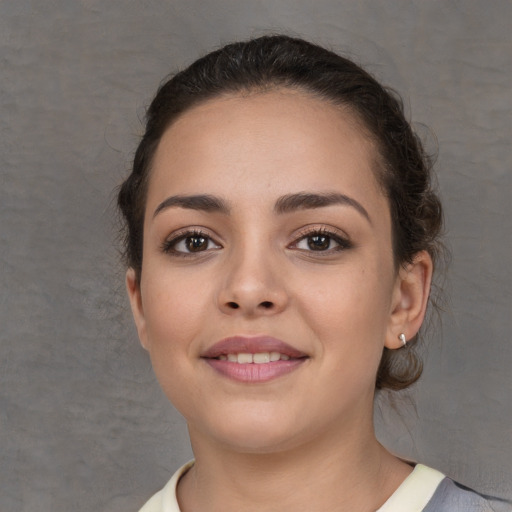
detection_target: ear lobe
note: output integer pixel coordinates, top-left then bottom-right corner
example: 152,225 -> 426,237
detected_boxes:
385,251 -> 433,350
125,267 -> 149,350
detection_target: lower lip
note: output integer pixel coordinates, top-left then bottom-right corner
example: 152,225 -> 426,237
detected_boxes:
204,358 -> 306,383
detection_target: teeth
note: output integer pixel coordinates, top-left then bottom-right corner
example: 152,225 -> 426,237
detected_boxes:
237,353 -> 253,364
219,352 -> 292,364
270,351 -> 281,362
253,353 -> 270,364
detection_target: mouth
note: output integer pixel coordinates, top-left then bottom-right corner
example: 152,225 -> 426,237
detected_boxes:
218,352 -> 293,363
201,336 -> 308,383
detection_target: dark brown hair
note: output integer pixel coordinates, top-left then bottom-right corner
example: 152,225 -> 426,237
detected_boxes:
118,35 -> 443,391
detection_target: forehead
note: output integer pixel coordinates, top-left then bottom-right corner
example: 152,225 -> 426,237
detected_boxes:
148,89 -> 385,212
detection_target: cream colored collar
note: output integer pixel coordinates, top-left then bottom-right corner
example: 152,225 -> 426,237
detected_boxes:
376,464 -> 445,512
140,461 -> 445,512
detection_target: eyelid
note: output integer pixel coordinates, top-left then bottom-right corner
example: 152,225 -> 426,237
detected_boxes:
288,225 -> 353,252
161,227 -> 222,256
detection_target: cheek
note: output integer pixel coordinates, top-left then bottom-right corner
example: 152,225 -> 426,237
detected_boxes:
143,268 -> 211,338
295,262 -> 393,363
140,271 -> 212,390
299,263 -> 391,325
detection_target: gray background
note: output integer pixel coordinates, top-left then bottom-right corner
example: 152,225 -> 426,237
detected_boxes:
1,1 -> 510,510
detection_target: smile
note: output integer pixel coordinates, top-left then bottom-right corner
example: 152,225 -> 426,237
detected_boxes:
202,336 -> 308,382
218,352 -> 291,363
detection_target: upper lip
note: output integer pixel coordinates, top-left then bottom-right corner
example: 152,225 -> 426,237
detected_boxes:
201,336 -> 308,359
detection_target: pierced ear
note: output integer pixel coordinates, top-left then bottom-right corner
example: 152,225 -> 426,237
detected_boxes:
125,267 -> 149,351
385,251 -> 433,350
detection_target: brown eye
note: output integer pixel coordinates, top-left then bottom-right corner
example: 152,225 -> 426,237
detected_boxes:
292,229 -> 352,254
163,230 -> 221,255
185,235 -> 208,252
307,235 -> 331,251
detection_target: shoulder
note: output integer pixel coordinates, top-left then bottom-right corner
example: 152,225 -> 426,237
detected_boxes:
378,464 -> 510,512
424,477 -> 511,512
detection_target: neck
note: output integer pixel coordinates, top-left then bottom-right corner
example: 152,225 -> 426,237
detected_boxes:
178,419 -> 411,512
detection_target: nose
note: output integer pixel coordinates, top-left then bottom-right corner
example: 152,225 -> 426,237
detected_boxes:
217,243 -> 289,317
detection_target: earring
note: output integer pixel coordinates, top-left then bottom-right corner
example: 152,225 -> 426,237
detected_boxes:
399,333 -> 407,347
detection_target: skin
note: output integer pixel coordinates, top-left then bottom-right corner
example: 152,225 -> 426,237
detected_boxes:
127,89 -> 433,512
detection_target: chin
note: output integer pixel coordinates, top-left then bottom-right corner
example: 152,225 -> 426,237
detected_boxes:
193,405 -> 306,454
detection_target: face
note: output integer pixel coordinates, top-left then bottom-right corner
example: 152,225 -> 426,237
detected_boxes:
127,90 -> 429,453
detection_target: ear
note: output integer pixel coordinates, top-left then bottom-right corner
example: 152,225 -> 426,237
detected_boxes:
385,251 -> 433,349
126,267 -> 149,351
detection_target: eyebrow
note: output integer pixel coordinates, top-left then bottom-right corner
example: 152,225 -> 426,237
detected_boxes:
153,194 -> 230,218
153,191 -> 371,223
274,192 -> 371,223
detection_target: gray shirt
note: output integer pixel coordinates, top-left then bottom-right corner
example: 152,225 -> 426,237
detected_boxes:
423,478 -> 511,512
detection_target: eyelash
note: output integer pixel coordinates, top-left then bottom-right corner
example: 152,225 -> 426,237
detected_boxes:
161,226 -> 352,257
290,227 -> 352,254
161,229 -> 221,257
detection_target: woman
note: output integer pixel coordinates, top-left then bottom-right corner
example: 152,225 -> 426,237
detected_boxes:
118,35 -> 499,511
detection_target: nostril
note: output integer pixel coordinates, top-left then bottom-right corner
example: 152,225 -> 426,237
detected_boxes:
260,301 -> 273,309
227,302 -> 239,309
